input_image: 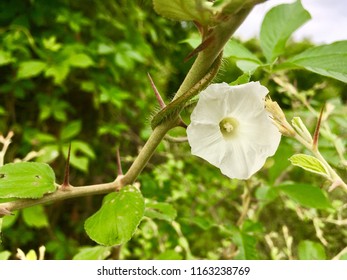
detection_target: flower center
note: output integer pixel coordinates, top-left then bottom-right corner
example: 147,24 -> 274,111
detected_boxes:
219,117 -> 239,139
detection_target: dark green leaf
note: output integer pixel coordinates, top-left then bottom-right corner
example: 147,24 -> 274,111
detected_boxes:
298,240 -> 326,260
0,162 -> 56,199
277,183 -> 331,209
260,0 -> 311,62
85,185 -> 145,246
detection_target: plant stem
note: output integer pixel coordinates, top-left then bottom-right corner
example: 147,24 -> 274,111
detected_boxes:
0,1 -> 265,214
1,180 -> 120,213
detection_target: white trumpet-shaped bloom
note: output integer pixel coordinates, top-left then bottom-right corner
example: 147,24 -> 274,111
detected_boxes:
186,82 -> 281,180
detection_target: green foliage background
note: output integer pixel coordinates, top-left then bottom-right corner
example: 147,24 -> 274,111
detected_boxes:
1,0 -> 347,260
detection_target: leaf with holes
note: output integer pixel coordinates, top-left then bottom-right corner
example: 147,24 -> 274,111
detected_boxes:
84,185 -> 145,246
0,162 -> 56,199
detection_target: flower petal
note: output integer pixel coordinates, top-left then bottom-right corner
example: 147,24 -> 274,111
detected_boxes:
190,83 -> 231,124
187,82 -> 281,180
186,122 -> 224,166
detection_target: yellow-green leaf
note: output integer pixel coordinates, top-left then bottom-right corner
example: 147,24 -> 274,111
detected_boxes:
17,60 -> 47,79
289,154 -> 329,177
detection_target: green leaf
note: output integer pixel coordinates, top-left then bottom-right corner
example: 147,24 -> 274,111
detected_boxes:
260,0 -> 311,62
17,60 -> 47,79
153,0 -> 212,24
36,145 -> 60,163
0,251 -> 11,260
277,183 -> 331,209
286,41 -> 347,83
97,43 -> 115,55
68,53 -> 94,68
73,246 -> 111,260
1,211 -> 19,229
298,240 -> 326,260
289,154 -> 329,178
44,62 -> 70,85
156,250 -> 183,260
224,39 -> 262,72
61,120 -> 82,141
85,185 -> 145,246
22,205 -> 49,228
0,162 -> 56,199
229,72 -> 251,85
62,141 -> 95,172
145,202 -> 177,222
0,50 -> 14,66
231,228 -> 259,260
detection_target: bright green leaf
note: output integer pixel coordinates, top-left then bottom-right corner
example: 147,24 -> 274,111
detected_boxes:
225,39 -> 262,62
73,246 -> 111,260
68,53 -> 94,68
0,50 -> 14,66
286,41 -> 347,83
22,205 -> 49,228
85,185 -> 145,246
260,0 -> 311,62
61,120 -> 82,141
153,0 -> 212,24
25,250 -> 38,260
277,183 -> 331,209
45,63 -> 70,85
145,202 -> 177,222
289,154 -> 329,178
224,39 -> 262,72
17,60 -> 47,79
0,162 -> 56,199
36,145 -> 60,163
298,240 -> 326,260
97,43 -> 115,54
0,251 -> 11,260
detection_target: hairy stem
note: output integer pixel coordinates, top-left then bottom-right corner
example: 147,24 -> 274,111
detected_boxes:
0,2 -> 264,215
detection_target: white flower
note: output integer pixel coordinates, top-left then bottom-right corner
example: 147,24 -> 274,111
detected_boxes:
186,81 -> 281,180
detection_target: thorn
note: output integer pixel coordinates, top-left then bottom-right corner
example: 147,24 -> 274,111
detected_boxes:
0,207 -> 13,217
184,35 -> 214,62
61,143 -> 72,190
116,147 -> 123,176
147,73 -> 166,109
313,104 -> 325,151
